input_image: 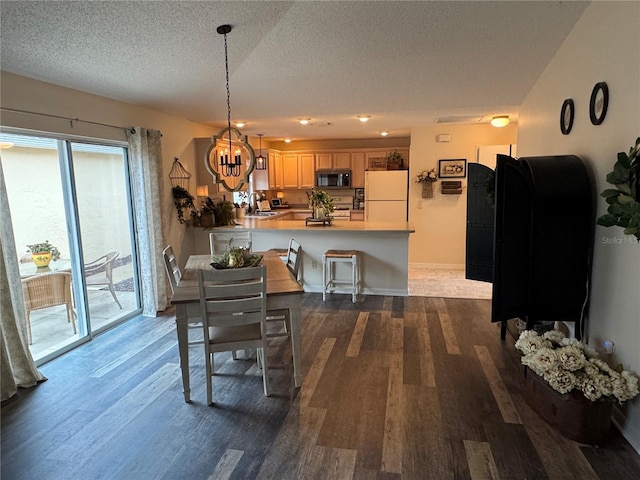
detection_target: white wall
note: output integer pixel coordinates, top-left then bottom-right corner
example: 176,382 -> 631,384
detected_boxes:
408,123 -> 517,265
1,71 -> 216,267
517,2 -> 640,451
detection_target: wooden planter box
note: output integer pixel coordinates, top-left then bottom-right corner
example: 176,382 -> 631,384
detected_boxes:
525,369 -> 613,445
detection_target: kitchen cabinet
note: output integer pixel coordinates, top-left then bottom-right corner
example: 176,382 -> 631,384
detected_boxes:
350,210 -> 364,221
268,151 -> 283,190
282,154 -> 299,188
298,154 -> 315,188
351,152 -> 366,187
315,153 -> 332,170
315,152 -> 350,170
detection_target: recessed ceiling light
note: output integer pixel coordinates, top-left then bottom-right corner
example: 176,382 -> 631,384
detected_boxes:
0,142 -> 14,149
380,131 -> 389,137
284,138 -> 292,143
299,118 -> 311,125
357,115 -> 371,123
234,121 -> 246,128
490,116 -> 510,128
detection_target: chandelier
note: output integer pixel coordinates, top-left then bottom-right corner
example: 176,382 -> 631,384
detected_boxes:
204,24 -> 256,191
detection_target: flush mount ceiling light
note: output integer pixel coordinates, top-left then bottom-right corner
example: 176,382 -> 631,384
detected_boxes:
490,115 -> 510,128
204,24 -> 256,192
255,133 -> 266,170
285,138 -> 292,143
299,118 -> 311,125
234,121 -> 246,128
380,131 -> 389,137
357,115 -> 371,123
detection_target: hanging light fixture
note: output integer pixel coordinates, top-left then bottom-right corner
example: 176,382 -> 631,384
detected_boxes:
204,24 -> 256,192
255,133 -> 267,170
219,24 -> 241,177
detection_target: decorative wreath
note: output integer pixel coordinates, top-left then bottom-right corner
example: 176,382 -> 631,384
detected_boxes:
597,137 -> 640,241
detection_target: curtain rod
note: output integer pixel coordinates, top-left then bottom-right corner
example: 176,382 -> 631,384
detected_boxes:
1,106 -> 137,134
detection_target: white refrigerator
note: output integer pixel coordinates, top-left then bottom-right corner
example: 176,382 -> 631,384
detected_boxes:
364,170 -> 408,222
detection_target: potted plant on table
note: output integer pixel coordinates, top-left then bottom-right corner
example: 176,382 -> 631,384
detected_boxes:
307,188 -> 334,221
27,241 -> 61,267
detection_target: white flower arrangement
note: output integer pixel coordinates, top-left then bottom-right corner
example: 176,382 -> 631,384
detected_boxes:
416,168 -> 438,183
515,330 -> 639,403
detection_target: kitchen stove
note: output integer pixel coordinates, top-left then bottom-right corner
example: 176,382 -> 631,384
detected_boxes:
331,195 -> 353,220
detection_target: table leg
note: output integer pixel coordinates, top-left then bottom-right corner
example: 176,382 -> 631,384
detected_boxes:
288,294 -> 302,387
175,305 -> 191,402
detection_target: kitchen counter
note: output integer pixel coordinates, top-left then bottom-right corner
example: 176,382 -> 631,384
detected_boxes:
185,219 -> 414,296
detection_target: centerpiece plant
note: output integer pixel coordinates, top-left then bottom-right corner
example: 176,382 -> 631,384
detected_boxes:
307,188 -> 334,220
515,329 -> 639,403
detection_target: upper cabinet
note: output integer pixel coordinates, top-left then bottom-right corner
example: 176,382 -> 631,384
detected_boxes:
250,146 -> 409,191
351,152 -> 366,188
316,152 -> 351,170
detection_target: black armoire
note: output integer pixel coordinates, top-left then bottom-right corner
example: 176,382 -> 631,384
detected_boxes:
468,154 -> 593,339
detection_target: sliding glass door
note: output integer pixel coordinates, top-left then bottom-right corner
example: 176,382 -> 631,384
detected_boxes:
1,132 -> 141,363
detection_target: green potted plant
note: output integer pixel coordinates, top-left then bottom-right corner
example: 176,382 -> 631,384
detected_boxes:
386,151 -> 404,170
597,137 -> 640,241
172,185 -> 196,224
27,241 -> 61,267
307,188 -> 334,220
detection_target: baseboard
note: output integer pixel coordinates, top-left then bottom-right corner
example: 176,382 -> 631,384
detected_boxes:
409,263 -> 465,270
303,285 -> 408,297
612,405 -> 640,455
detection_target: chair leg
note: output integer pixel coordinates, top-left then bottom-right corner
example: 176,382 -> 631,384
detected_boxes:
322,255 -> 327,301
107,284 -> 122,309
206,351 -> 214,406
259,347 -> 270,396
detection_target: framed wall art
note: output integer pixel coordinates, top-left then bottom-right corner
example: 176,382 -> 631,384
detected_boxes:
438,158 -> 467,178
589,82 -> 609,125
560,98 -> 574,135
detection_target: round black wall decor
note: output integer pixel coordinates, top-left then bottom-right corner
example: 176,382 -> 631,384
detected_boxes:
589,82 -> 609,125
560,99 -> 574,135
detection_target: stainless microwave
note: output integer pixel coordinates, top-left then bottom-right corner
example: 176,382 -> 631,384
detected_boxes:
315,170 -> 351,189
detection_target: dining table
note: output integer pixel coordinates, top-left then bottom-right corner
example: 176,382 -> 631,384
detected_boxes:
170,250 -> 304,403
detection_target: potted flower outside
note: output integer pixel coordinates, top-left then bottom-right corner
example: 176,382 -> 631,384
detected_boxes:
416,168 -> 438,198
27,241 -> 61,267
515,329 -> 639,444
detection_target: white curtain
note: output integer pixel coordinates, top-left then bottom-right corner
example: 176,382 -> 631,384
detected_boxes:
127,128 -> 168,316
0,158 -> 46,402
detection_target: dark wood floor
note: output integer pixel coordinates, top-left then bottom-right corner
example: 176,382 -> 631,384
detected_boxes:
2,293 -> 640,479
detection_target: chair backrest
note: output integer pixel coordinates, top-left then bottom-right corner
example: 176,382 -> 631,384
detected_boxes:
84,251 -> 119,278
285,238 -> 302,280
197,266 -> 267,344
209,231 -> 252,255
21,272 -> 73,311
162,245 -> 181,294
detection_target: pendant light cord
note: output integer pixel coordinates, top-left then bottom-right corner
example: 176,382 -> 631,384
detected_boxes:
223,30 -> 232,157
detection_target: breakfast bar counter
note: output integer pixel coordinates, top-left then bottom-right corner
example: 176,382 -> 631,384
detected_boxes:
185,220 -> 414,296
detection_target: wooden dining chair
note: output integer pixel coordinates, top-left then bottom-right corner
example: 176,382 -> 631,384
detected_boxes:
266,239 -> 302,340
198,265 -> 270,405
163,245 -> 204,348
162,245 -> 181,294
21,272 -> 77,345
209,231 -> 252,255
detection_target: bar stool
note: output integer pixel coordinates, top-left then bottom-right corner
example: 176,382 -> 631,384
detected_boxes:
322,250 -> 360,302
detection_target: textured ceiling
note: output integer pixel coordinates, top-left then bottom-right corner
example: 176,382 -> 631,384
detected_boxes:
0,1 -> 590,140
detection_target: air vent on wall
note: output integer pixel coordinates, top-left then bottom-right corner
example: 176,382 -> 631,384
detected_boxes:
436,115 -> 482,124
